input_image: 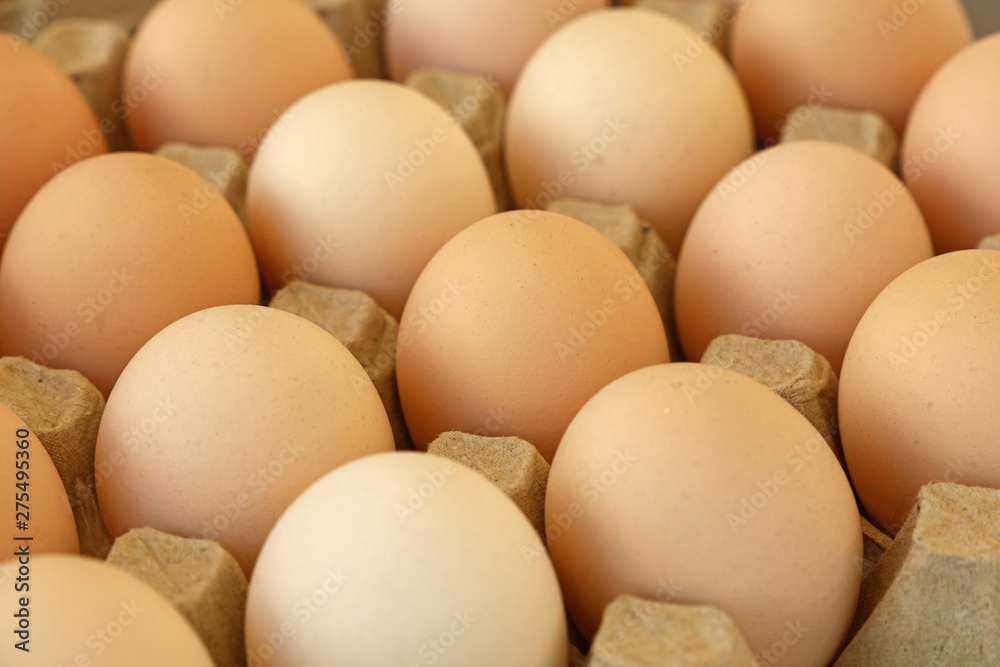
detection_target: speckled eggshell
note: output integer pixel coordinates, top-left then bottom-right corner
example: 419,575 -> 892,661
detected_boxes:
546,363 -> 861,667
504,8 -> 754,254
396,210 -> 670,462
124,0 -> 353,159
0,403 -> 78,559
384,0 -> 610,94
731,0 -> 972,141
0,152 -> 261,396
902,33 -> 1000,253
247,451 -> 567,667
94,305 -> 395,575
0,40 -> 107,249
0,555 -> 215,666
675,141 -> 934,372
247,80 -> 496,319
840,250 -> 1000,534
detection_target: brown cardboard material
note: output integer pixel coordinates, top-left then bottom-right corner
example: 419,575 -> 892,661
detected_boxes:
836,483 -> 1000,665
0,356 -> 111,556
780,105 -> 899,171
269,281 -> 412,450
587,595 -> 758,666
978,235 -> 1000,252
107,526 -> 248,667
427,431 -> 548,540
637,0 -> 732,55
306,0 -> 384,79
33,18 -> 130,151
155,142 -> 249,227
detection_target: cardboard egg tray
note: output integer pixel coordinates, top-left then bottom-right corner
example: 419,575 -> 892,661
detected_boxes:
2,0 -> 999,665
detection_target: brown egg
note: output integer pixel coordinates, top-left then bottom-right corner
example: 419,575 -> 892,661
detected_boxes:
396,210 -> 669,462
0,554 -> 214,665
0,152 -> 260,396
731,0 -> 972,141
0,39 -> 107,250
95,305 -> 394,574
675,141 -> 934,372
840,250 -> 1000,535
546,363 -> 861,666
504,8 -> 754,254
124,0 -> 352,160
384,0 -> 609,94
247,80 -> 496,319
247,451 -> 567,666
0,402 -> 78,559
902,33 -> 1000,253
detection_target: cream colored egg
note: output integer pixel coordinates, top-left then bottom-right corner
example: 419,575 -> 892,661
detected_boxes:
247,451 -> 567,666
247,80 -> 496,318
95,305 -> 394,575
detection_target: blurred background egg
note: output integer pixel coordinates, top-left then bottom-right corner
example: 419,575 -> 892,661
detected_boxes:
124,0 -> 353,160
0,403 -> 78,559
247,80 -> 496,318
0,555 -> 214,665
0,39 -> 107,250
731,0 -> 973,141
902,33 -> 1000,253
95,305 -> 394,574
384,0 -> 609,94
546,363 -> 861,666
247,451 -> 567,667
504,8 -> 754,254
0,152 -> 260,396
675,141 -> 934,371
396,210 -> 669,462
840,250 -> 1000,534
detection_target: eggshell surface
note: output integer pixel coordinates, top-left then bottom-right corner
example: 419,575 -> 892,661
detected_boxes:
124,0 -> 353,159
385,0 -> 610,93
731,0 -> 973,141
0,40 -> 107,248
0,152 -> 261,396
840,250 -> 1000,534
0,555 -> 214,665
95,305 -> 395,575
396,210 -> 669,462
675,141 -> 934,372
902,33 -> 1000,253
0,402 -> 78,559
247,80 -> 496,319
546,363 -> 861,667
247,451 -> 567,667
505,8 -> 754,254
